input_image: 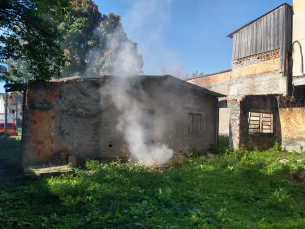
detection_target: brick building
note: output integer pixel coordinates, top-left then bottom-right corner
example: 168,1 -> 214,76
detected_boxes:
187,0 -> 305,152
23,75 -> 222,165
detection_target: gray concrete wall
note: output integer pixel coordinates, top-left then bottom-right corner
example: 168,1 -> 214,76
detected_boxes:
218,108 -> 230,136
202,72 -> 288,97
280,138 -> 305,152
23,76 -> 218,165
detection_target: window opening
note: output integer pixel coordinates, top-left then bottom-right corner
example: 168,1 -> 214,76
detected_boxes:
248,112 -> 273,134
140,109 -> 155,145
188,113 -> 201,134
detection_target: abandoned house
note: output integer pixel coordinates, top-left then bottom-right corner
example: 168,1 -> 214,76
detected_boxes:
23,75 -> 223,166
186,0 -> 305,152
21,0 -> 305,166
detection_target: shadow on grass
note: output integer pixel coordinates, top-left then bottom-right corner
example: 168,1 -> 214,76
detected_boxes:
0,137 -> 23,189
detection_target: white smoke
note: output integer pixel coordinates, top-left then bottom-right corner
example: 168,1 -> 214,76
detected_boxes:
100,76 -> 174,166
123,0 -> 179,74
84,0 -> 175,165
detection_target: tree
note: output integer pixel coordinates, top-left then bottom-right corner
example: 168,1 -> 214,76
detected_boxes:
158,62 -> 190,80
191,70 -> 204,78
60,0 -> 144,77
0,0 -> 70,83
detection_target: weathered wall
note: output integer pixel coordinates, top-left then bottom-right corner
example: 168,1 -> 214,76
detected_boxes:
239,96 -> 277,150
292,0 -> 305,79
278,107 -> 305,152
218,108 -> 230,136
229,4 -> 292,72
201,72 -> 287,97
186,49 -> 288,97
228,99 -> 241,150
24,76 -> 218,165
231,49 -> 280,78
226,96 -> 277,150
186,70 -> 231,86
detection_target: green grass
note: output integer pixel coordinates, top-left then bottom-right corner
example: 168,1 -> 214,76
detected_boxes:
0,137 -> 23,190
1,140 -> 305,228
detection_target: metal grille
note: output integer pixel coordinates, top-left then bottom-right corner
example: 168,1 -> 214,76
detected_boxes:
248,112 -> 273,134
280,96 -> 305,108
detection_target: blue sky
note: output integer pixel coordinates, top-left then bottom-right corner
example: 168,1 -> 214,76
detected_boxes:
0,0 -> 292,92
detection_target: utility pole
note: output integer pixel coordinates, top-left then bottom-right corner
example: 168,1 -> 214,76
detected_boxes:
4,89 -> 8,138
16,93 -> 18,130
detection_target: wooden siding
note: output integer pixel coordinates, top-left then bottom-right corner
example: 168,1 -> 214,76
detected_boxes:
231,4 -> 292,72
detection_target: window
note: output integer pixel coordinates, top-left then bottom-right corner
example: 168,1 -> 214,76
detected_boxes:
0,123 -> 13,127
248,112 -> 273,134
188,113 -> 201,134
140,109 -> 155,144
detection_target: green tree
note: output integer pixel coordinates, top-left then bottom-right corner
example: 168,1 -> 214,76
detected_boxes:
0,0 -> 70,83
191,70 -> 204,78
60,0 -> 144,77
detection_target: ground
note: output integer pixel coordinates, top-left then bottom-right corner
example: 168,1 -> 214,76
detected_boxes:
0,137 -> 23,190
0,137 -> 305,228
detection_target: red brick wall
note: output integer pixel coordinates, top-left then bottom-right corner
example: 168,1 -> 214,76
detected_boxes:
231,49 -> 280,79
278,108 -> 305,139
186,70 -> 231,86
24,81 -> 73,165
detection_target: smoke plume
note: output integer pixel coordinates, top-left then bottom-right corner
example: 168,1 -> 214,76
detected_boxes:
100,75 -> 174,166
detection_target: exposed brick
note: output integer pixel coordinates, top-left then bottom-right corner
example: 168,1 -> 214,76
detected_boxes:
279,108 -> 305,138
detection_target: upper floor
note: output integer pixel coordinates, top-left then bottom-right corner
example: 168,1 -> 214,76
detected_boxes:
187,0 -> 305,98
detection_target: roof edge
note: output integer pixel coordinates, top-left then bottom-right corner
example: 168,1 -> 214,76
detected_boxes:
185,69 -> 231,80
226,3 -> 292,38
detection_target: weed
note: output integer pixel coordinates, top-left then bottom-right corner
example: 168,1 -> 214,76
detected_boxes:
1,137 -> 305,228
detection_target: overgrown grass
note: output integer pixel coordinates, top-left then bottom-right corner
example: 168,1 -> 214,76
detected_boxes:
1,141 -> 305,228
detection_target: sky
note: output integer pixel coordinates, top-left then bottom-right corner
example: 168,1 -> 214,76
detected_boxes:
0,0 -> 293,93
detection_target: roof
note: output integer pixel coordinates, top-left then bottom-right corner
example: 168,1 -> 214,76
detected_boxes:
227,3 -> 292,38
186,69 -> 231,80
50,75 -> 225,97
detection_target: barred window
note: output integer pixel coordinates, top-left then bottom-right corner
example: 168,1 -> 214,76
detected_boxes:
188,113 -> 201,134
248,112 -> 273,134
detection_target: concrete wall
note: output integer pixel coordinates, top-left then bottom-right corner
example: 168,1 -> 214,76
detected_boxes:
186,49 -> 288,97
239,96 -> 277,150
218,108 -> 229,136
0,94 -> 4,114
292,0 -> 305,79
227,96 -> 277,150
23,76 -> 218,165
203,73 -> 287,97
278,107 -> 305,152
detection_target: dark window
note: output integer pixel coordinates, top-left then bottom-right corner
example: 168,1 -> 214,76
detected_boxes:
188,113 -> 201,134
141,109 -> 155,145
248,112 -> 273,134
